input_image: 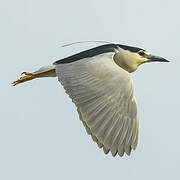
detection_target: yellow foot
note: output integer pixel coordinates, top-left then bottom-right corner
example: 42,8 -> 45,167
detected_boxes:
12,72 -> 35,86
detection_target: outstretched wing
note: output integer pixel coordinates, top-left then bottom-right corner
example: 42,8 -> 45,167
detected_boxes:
55,52 -> 139,156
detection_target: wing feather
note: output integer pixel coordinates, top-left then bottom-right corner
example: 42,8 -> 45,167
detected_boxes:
55,52 -> 139,156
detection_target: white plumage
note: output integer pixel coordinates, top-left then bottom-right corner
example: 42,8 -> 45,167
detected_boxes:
55,52 -> 139,156
13,43 -> 169,157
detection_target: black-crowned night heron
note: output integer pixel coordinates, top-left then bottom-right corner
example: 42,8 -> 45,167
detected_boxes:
12,43 -> 169,157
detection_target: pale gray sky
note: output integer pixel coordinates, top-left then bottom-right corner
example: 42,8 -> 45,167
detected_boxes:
1,0 -> 180,179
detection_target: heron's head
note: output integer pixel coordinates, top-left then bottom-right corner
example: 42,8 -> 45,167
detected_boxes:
114,44 -> 169,73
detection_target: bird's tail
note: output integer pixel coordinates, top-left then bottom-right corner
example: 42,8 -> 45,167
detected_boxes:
12,65 -> 56,86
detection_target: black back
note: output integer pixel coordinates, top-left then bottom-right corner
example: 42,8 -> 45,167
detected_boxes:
54,43 -> 144,64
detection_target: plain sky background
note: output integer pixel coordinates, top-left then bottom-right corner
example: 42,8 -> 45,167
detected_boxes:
1,0 -> 180,179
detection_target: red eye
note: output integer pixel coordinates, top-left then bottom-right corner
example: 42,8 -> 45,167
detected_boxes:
138,50 -> 145,56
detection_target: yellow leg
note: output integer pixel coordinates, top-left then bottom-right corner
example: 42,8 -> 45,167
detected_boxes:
12,72 -> 35,86
21,72 -> 33,75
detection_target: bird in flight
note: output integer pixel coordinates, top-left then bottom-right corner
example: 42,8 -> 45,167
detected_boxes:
12,43 -> 169,157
